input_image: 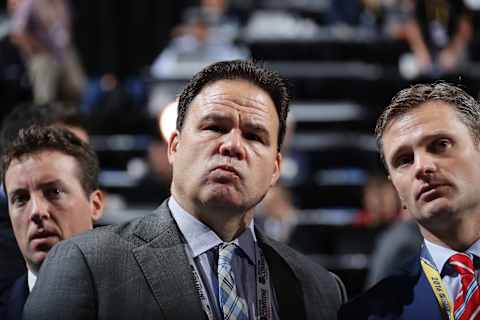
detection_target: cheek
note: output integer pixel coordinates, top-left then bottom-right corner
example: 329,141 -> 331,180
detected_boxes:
10,215 -> 29,247
10,212 -> 26,233
391,177 -> 408,200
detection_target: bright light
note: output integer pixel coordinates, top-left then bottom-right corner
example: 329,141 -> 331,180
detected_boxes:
158,100 -> 178,142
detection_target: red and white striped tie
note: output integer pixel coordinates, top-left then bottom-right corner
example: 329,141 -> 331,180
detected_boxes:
449,253 -> 480,320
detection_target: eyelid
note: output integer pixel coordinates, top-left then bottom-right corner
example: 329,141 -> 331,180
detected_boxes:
10,192 -> 28,206
43,186 -> 63,197
392,153 -> 412,168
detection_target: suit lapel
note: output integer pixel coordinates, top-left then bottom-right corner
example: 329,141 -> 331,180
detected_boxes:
132,202 -> 206,320
402,258 -> 445,320
256,229 -> 306,319
6,274 -> 28,320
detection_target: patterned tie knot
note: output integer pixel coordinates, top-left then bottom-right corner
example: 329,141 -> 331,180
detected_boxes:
218,242 -> 237,272
449,253 -> 475,276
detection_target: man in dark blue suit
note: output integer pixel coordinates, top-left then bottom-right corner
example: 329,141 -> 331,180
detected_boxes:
0,102 -> 89,294
340,83 -> 480,319
0,126 -> 104,320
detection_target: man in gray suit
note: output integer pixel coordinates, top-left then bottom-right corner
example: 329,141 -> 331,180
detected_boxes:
24,60 -> 346,320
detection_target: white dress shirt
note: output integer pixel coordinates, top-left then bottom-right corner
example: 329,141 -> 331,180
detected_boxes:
27,270 -> 37,292
168,196 -> 279,320
424,239 -> 480,303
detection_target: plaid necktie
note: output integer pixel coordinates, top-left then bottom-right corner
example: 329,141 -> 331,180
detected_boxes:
218,243 -> 248,320
449,253 -> 480,320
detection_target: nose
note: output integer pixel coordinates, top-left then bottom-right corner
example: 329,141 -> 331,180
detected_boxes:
218,129 -> 246,160
414,152 -> 437,181
30,195 -> 49,225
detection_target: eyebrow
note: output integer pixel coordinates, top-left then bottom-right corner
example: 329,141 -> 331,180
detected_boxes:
8,187 -> 27,199
243,122 -> 270,140
202,112 -> 271,137
200,112 -> 232,124
8,180 -> 64,196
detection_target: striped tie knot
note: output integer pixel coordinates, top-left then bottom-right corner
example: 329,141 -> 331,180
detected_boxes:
218,243 -> 237,272
449,253 -> 475,276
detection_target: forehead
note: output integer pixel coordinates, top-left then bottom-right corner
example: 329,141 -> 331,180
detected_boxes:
5,150 -> 81,190
188,79 -> 278,122
383,101 -> 470,155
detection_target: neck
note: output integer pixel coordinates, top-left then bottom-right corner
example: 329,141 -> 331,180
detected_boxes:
26,262 -> 39,276
419,216 -> 480,251
171,187 -> 256,242
197,209 -> 254,242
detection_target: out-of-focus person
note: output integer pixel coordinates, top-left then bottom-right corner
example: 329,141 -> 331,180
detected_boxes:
151,0 -> 248,78
9,0 -> 86,104
255,183 -> 298,243
399,0 -> 473,75
354,174 -> 401,227
0,0 -> 33,116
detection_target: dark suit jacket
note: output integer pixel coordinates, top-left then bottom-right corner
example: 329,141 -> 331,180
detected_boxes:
0,274 -> 28,320
339,255 -> 444,320
24,201 -> 345,320
0,203 -> 26,293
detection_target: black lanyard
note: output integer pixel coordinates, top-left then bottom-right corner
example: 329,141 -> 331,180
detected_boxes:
184,243 -> 273,320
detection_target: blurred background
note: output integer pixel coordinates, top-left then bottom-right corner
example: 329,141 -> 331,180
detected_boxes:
1,0 -> 479,297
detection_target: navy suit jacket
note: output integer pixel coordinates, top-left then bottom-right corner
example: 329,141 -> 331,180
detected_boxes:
339,255 -> 445,320
0,274 -> 28,320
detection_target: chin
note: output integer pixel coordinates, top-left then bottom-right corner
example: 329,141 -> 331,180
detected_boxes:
200,193 -> 246,213
206,195 -> 243,209
30,253 -> 48,268
420,202 -> 458,229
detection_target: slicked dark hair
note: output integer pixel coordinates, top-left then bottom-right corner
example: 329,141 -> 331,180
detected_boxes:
1,126 -> 99,196
375,82 -> 480,166
177,60 -> 290,151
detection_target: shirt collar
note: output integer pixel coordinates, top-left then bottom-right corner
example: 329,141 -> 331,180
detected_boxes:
27,269 -> 37,292
424,239 -> 480,274
168,196 -> 257,264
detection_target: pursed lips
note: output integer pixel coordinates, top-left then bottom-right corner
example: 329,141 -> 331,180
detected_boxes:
29,229 -> 59,242
211,164 -> 241,178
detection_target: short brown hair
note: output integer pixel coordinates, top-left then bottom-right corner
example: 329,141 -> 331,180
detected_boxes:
177,60 -> 290,151
1,126 -> 99,196
375,82 -> 480,165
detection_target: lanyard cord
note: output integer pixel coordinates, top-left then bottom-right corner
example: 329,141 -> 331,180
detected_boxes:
184,244 -> 273,320
420,252 -> 454,320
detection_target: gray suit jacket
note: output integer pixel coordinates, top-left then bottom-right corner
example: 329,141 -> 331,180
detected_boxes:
23,201 -> 345,320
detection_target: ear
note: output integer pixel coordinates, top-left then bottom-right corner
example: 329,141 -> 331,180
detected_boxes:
270,152 -> 282,187
167,130 -> 180,165
89,190 -> 104,223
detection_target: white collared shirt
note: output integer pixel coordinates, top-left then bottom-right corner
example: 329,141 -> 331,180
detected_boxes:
168,196 -> 279,320
27,269 -> 37,292
424,239 -> 480,302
